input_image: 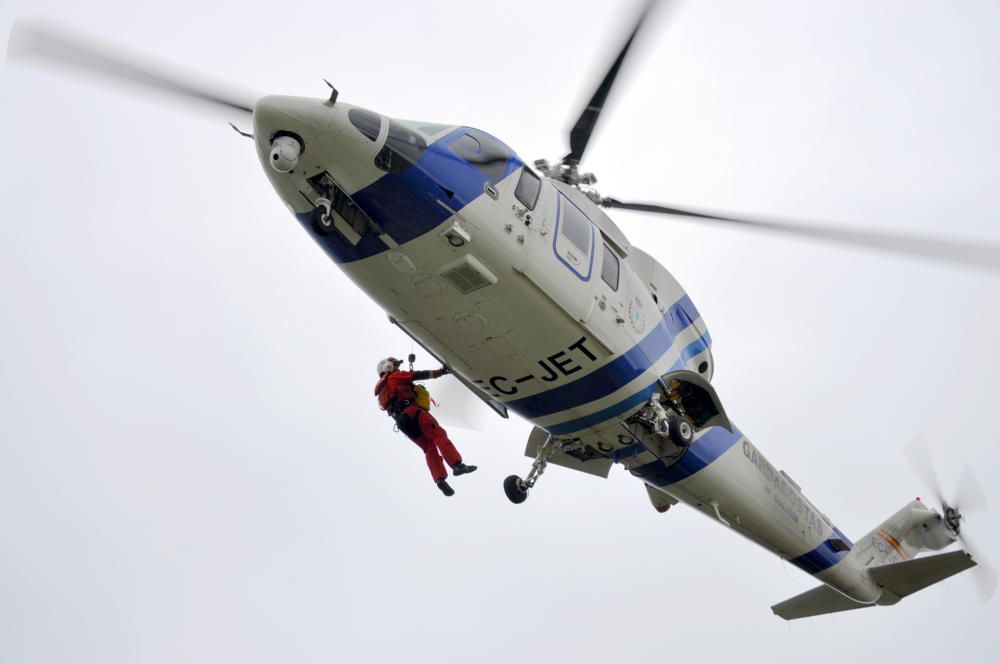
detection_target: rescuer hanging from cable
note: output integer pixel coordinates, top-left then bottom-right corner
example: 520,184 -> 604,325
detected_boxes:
374,356 -> 477,496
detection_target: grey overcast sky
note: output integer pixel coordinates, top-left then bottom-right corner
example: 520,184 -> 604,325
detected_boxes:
3,1 -> 1000,662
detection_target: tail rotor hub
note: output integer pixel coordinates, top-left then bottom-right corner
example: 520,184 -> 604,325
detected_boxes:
944,504 -> 963,535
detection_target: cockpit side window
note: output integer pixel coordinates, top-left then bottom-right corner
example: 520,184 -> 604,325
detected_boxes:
448,129 -> 512,183
374,121 -> 428,174
514,167 -> 541,210
348,108 -> 382,142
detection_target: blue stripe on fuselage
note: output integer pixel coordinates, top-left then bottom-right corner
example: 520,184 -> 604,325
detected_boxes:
546,383 -> 660,436
629,425 -> 743,487
305,127 -> 522,263
294,212 -> 392,264
541,327 -> 713,436
788,528 -> 854,575
505,295 -> 703,422
629,424 -> 854,577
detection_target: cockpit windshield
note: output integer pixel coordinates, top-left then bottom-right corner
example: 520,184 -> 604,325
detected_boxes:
406,121 -> 452,138
374,120 -> 428,174
447,128 -> 512,183
348,108 -> 382,142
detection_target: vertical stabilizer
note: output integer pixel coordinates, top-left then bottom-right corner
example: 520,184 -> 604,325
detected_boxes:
852,499 -> 946,567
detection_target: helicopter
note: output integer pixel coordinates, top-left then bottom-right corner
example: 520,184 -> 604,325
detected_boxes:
6,0 -> 999,620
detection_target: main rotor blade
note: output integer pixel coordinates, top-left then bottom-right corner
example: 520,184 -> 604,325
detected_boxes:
431,376 -> 492,433
565,0 -> 659,165
6,21 -> 256,115
603,197 -> 1000,273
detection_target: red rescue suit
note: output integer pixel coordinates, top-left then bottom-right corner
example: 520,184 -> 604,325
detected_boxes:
375,369 -> 463,481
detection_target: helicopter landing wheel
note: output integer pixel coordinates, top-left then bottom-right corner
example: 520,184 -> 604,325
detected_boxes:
669,416 -> 695,446
503,475 -> 529,504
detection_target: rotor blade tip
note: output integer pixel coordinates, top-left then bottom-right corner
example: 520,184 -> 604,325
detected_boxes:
5,21 -> 30,63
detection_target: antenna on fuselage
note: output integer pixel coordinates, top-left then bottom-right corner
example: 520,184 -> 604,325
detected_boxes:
228,122 -> 253,139
323,79 -> 338,105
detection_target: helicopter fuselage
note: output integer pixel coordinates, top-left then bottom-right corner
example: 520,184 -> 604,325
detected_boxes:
252,95 -> 956,610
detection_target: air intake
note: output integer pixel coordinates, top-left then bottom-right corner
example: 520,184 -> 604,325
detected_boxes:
439,255 -> 497,294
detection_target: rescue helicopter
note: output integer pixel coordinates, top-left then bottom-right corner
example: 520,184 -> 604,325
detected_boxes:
7,0 -> 1000,620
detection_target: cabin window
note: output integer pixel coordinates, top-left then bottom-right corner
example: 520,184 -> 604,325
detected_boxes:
374,121 -> 428,174
553,194 -> 595,281
447,129 -> 512,183
601,244 -> 620,291
560,198 -> 592,257
348,108 -> 382,142
514,167 -> 541,210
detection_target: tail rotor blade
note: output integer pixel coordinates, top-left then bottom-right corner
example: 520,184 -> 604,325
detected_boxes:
960,532 -> 998,603
6,21 -> 257,115
954,464 -> 989,514
903,434 -> 945,506
900,438 -> 994,601
974,559 -> 998,604
974,558 -> 998,604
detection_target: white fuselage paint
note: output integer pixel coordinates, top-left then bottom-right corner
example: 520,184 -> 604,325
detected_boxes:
252,95 -> 886,604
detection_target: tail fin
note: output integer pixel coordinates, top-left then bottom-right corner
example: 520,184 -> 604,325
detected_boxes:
772,551 -> 976,620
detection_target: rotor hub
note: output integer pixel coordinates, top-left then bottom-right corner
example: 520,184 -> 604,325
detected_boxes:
534,159 -> 602,203
944,504 -> 963,535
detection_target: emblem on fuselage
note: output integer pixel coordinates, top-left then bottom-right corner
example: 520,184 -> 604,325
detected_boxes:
628,296 -> 646,335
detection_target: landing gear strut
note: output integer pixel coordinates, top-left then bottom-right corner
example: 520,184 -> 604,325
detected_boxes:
632,392 -> 696,447
504,434 -> 569,504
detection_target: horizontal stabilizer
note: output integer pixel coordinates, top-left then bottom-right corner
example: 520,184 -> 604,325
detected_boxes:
868,550 -> 976,603
771,585 -> 869,621
772,550 -> 977,620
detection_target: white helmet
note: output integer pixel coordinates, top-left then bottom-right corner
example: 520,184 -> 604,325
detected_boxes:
377,356 -> 402,376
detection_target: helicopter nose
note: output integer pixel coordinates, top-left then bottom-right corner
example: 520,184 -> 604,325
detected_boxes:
252,95 -> 333,135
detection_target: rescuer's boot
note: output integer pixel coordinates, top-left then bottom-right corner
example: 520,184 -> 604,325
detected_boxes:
452,462 -> 477,476
436,478 -> 455,497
